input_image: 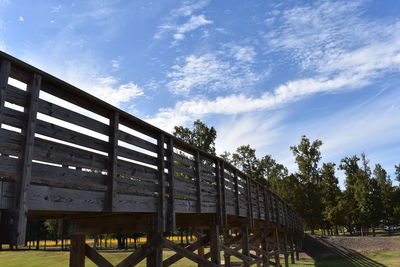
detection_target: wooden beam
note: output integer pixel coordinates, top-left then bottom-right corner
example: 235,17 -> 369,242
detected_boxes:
234,171 -> 240,216
0,60 -> 11,127
195,150 -> 202,213
220,161 -> 227,226
163,234 -> 209,266
85,244 -> 113,267
147,232 -> 163,267
215,160 -> 223,227
241,226 -> 250,267
105,111 -> 119,212
70,234 -> 86,267
167,137 -> 176,231
115,239 -> 156,267
210,224 -> 221,265
163,237 -> 216,267
157,133 -> 166,232
15,73 -> 41,245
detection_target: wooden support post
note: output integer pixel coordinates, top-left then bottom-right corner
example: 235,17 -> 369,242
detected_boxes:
167,137 -> 176,231
195,150 -> 202,213
210,224 -> 221,265
157,133 -> 166,232
198,246 -> 205,267
241,226 -> 250,267
295,238 -> 301,261
0,60 -> 11,126
290,233 -> 295,264
256,184 -> 261,220
15,73 -> 41,245
147,232 -> 163,267
284,231 -> 289,267
262,229 -> 270,267
274,227 -> 281,267
263,189 -> 270,222
70,235 -> 85,267
105,111 -> 119,212
224,232 -> 231,267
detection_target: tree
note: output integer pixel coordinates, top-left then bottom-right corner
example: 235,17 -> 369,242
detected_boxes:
374,164 -> 394,234
320,163 -> 343,235
290,135 -> 323,234
258,155 -> 288,188
395,164 -> 400,183
173,120 -> 217,154
231,145 -> 260,180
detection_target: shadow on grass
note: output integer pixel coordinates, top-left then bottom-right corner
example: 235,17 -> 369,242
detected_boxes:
303,234 -> 387,267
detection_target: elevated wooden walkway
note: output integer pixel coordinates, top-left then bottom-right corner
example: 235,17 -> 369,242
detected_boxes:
0,51 -> 303,266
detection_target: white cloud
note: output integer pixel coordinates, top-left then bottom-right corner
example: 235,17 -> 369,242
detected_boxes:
154,0 -> 211,41
167,53 -> 261,95
151,0 -> 400,131
51,4 -> 62,13
174,14 -> 213,40
228,45 -> 257,63
18,16 -> 24,22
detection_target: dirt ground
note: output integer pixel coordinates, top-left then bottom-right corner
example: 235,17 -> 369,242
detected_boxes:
318,235 -> 400,252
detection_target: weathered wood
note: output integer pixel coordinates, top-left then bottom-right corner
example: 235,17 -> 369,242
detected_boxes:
241,226 -> 250,267
85,244 -> 113,267
15,73 -> 41,245
0,60 -> 11,127
215,161 -> 223,227
209,224 -> 221,265
147,232 -> 163,267
70,234 -> 86,267
195,150 -> 202,213
220,161 -> 227,226
105,111 -> 119,212
117,129 -> 158,153
163,237 -> 216,267
157,133 -> 166,232
234,171 -> 240,216
163,235 -> 209,266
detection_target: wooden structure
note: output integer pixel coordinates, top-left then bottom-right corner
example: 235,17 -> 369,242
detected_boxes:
0,51 -> 303,266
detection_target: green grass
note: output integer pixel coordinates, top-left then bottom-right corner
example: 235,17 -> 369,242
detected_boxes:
0,250 -> 399,266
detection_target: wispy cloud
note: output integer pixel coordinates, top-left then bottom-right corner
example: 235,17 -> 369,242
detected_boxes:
151,0 -> 400,131
167,52 -> 261,95
173,14 -> 213,41
154,0 -> 212,43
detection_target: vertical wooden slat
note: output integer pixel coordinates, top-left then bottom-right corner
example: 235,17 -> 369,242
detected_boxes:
70,234 -> 86,267
234,171 -> 239,216
157,133 -> 166,232
0,60 -> 11,126
263,188 -> 269,222
15,73 -> 41,245
256,184 -> 261,220
274,227 -> 281,266
246,176 -> 253,229
220,161 -> 227,226
167,137 -> 176,231
146,232 -> 162,267
215,160 -> 223,227
195,150 -> 202,213
105,111 -> 119,212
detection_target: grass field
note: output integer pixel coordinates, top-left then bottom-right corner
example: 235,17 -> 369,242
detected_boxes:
0,250 -> 399,267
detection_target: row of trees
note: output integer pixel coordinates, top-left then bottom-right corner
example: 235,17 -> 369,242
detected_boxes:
175,120 -> 400,236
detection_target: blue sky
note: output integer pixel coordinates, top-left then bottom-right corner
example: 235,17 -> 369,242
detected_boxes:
1,0 -> 399,186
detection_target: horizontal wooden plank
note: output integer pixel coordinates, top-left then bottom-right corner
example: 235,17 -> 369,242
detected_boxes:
117,159 -> 158,181
6,84 -> 28,106
200,163 -> 215,173
116,177 -> 157,196
38,98 -> 110,135
0,128 -> 23,156
33,137 -> 108,170
118,145 -> 158,166
117,130 -> 158,153
173,152 -> 195,167
174,163 -> 196,178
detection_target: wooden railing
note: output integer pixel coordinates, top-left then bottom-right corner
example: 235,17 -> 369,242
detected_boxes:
0,51 -> 303,245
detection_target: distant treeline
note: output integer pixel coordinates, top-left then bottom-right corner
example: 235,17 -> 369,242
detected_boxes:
175,120 -> 400,236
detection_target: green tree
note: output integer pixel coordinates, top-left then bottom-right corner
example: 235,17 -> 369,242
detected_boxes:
374,164 -> 395,234
320,163 -> 343,235
231,145 -> 260,180
173,119 -> 217,154
290,135 -> 323,234
258,154 -> 288,188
